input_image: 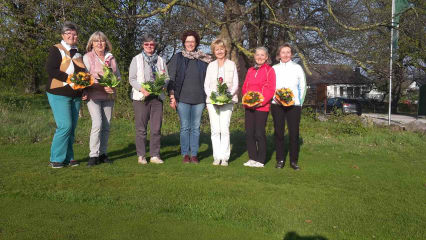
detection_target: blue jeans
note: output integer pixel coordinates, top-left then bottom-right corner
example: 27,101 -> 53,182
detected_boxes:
177,102 -> 205,156
47,93 -> 81,163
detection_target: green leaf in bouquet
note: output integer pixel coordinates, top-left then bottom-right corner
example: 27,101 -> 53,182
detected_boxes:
98,66 -> 120,87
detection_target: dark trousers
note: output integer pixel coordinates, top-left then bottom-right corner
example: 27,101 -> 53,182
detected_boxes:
271,104 -> 301,164
245,109 -> 269,164
133,97 -> 163,157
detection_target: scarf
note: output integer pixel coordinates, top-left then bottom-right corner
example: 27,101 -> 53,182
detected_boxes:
182,49 -> 212,63
142,51 -> 158,81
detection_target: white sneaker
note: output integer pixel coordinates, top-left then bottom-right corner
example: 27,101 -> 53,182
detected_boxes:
150,156 -> 164,164
213,159 -> 221,166
251,161 -> 264,168
220,160 -> 228,166
138,156 -> 147,165
243,160 -> 255,166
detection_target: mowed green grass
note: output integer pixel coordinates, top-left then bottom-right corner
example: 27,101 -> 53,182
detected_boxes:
0,93 -> 425,240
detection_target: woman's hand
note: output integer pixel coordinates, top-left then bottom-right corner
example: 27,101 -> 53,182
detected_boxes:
104,86 -> 114,94
140,88 -> 150,97
169,95 -> 177,110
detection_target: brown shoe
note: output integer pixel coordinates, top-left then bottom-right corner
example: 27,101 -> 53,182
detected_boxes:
183,155 -> 190,163
190,156 -> 199,164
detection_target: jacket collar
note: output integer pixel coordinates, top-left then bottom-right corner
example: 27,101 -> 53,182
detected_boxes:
61,40 -> 78,51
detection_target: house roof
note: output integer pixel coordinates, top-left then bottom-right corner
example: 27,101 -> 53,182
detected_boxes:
306,65 -> 371,86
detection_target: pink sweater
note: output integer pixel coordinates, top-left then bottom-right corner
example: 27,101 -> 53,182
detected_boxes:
241,64 -> 276,112
83,50 -> 120,100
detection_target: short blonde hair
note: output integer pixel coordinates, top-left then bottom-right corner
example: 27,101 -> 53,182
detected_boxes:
211,39 -> 227,57
86,31 -> 113,53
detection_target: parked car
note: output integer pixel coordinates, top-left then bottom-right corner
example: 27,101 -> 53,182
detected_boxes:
323,98 -> 362,116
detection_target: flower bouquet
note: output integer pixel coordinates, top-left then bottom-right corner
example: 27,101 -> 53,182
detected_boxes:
274,88 -> 294,106
242,91 -> 264,107
141,72 -> 167,96
66,72 -> 94,90
98,65 -> 120,88
210,77 -> 232,105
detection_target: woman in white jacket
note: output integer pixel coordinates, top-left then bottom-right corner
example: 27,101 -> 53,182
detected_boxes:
204,39 -> 239,166
272,43 -> 306,170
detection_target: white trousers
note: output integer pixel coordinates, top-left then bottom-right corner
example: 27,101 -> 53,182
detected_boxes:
87,99 -> 114,157
206,103 -> 233,162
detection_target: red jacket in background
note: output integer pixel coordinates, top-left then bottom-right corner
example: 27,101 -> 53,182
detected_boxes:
241,64 -> 276,112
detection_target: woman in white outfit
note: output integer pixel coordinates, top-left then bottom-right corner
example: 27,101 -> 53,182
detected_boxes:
204,39 -> 239,166
271,43 -> 306,170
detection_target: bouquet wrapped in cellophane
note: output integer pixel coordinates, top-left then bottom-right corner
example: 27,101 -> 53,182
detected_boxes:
141,72 -> 167,96
210,77 -> 232,105
98,65 -> 120,88
274,88 -> 294,106
242,91 -> 264,107
66,72 -> 94,90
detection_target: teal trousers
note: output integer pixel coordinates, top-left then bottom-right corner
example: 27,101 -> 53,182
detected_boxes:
47,93 -> 81,163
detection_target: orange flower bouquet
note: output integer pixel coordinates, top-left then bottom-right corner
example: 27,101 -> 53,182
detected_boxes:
66,72 -> 94,90
274,88 -> 294,106
242,91 -> 264,107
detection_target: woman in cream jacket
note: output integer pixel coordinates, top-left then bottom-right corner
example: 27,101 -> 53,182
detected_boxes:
204,39 -> 239,166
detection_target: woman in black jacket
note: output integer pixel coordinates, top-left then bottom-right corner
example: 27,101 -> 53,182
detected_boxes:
167,30 -> 211,164
45,22 -> 85,168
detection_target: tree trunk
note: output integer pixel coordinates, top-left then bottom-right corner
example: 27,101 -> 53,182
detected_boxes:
219,0 -> 247,84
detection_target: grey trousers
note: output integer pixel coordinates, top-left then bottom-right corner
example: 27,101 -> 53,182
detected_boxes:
133,97 -> 163,157
87,99 -> 114,157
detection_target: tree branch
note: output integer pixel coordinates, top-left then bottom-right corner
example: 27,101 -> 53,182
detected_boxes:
266,19 -> 376,72
100,0 -> 180,19
326,0 -> 388,31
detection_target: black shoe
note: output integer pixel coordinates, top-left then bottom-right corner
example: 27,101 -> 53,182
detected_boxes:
99,154 -> 112,164
49,162 -> 64,168
88,157 -> 98,167
275,160 -> 285,169
290,163 -> 300,171
68,160 -> 80,167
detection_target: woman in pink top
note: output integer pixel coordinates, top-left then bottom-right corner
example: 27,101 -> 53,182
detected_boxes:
241,47 -> 276,168
83,31 -> 121,166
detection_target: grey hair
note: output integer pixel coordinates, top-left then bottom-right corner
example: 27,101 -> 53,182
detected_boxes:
255,46 -> 272,65
86,31 -> 113,52
61,21 -> 78,34
141,34 -> 156,45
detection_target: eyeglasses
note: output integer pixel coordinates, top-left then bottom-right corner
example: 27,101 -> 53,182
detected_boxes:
94,40 -> 106,43
63,32 -> 78,37
143,43 -> 155,47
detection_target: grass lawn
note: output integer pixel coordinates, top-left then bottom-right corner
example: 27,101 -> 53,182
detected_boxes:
0,93 -> 425,240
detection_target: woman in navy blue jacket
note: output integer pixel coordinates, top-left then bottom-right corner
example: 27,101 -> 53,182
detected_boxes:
167,30 -> 211,164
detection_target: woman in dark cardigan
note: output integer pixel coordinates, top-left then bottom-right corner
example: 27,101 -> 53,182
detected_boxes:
167,30 -> 212,164
45,22 -> 85,168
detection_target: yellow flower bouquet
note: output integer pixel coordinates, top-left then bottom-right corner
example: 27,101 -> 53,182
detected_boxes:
274,88 -> 294,106
242,91 -> 264,107
66,72 -> 94,90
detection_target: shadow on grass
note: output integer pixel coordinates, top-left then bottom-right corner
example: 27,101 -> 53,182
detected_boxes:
283,231 -> 328,240
161,133 -> 181,161
108,143 -> 136,161
76,143 -> 137,163
229,130 -> 247,163
266,135 -> 304,166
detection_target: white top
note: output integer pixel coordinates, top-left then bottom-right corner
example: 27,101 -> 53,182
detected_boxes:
272,60 -> 307,106
204,59 -> 239,104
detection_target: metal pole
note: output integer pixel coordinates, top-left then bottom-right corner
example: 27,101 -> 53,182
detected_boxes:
388,0 -> 396,126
